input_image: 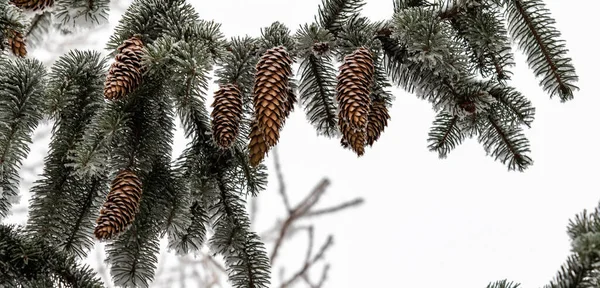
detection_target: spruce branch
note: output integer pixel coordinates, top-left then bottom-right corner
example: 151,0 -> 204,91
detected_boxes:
0,224 -> 104,287
428,113 -> 464,158
294,24 -> 338,137
27,50 -> 107,258
316,0 -> 365,36
478,113 -> 532,171
501,0 -> 578,101
52,0 -> 110,31
486,279 -> 521,288
0,57 -> 46,219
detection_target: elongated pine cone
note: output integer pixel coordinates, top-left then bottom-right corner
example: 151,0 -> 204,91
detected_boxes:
339,118 -> 366,156
248,120 -> 270,167
336,47 -> 375,131
211,84 -> 243,149
94,169 -> 143,240
366,99 -> 390,146
253,46 -> 294,147
104,36 -> 145,101
7,30 -> 26,57
10,0 -> 53,10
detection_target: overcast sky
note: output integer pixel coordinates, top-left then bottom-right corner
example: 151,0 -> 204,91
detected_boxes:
7,0 -> 600,287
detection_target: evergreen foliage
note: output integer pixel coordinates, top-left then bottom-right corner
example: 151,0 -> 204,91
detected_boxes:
0,0 -> 583,287
0,57 -> 46,219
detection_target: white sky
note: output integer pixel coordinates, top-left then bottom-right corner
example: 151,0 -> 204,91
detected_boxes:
6,0 -> 600,287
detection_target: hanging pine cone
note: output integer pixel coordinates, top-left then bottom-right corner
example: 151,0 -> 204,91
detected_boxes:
366,99 -> 390,146
253,46 -> 294,147
248,120 -> 270,167
336,47 -> 375,131
104,36 -> 145,101
211,84 -> 243,149
7,30 -> 26,57
10,0 -> 53,11
94,169 -> 143,240
339,118 -> 366,156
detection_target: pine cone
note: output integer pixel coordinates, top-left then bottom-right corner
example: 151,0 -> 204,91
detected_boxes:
7,30 -> 26,57
253,46 -> 293,147
248,119 -> 270,167
339,118 -> 365,156
94,169 -> 143,240
104,36 -> 145,101
312,42 -> 330,56
366,99 -> 390,146
336,47 -> 375,131
459,100 -> 476,114
211,84 -> 243,149
10,0 -> 53,11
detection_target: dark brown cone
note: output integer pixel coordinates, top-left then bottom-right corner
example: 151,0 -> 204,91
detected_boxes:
312,42 -> 330,56
459,100 -> 476,114
94,169 -> 143,240
253,46 -> 293,147
7,30 -> 26,57
336,47 -> 375,131
366,99 -> 390,146
248,120 -> 270,167
10,0 -> 53,10
339,118 -> 365,156
211,84 -> 243,149
104,36 -> 145,101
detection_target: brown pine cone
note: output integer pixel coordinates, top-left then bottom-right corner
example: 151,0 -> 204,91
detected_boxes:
7,30 -> 26,57
339,118 -> 366,156
211,84 -> 243,149
248,119 -> 270,167
253,46 -> 293,147
10,0 -> 53,11
104,36 -> 145,101
336,47 -> 375,131
94,169 -> 143,240
366,99 -> 390,146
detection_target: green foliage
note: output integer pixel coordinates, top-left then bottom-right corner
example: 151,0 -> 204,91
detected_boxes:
0,57 -> 46,219
317,0 -> 366,36
0,0 -> 582,287
501,0 -> 578,101
26,50 -> 108,259
295,24 -> 339,137
0,224 -> 104,287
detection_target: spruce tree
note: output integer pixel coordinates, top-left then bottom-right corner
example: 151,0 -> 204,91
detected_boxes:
0,0 -> 582,287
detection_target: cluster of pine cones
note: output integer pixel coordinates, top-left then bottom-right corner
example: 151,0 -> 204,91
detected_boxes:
92,37 -> 391,240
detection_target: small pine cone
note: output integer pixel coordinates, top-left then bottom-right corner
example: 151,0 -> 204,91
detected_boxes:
312,42 -> 330,56
10,0 -> 53,10
366,99 -> 390,146
104,36 -> 145,101
253,46 -> 294,147
339,118 -> 365,156
211,84 -> 243,149
94,169 -> 143,240
7,30 -> 26,57
336,47 -> 375,131
459,100 -> 476,114
248,120 -> 270,167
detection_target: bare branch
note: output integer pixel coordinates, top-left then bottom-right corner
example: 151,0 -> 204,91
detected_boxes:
273,147 -> 292,213
304,198 -> 364,218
